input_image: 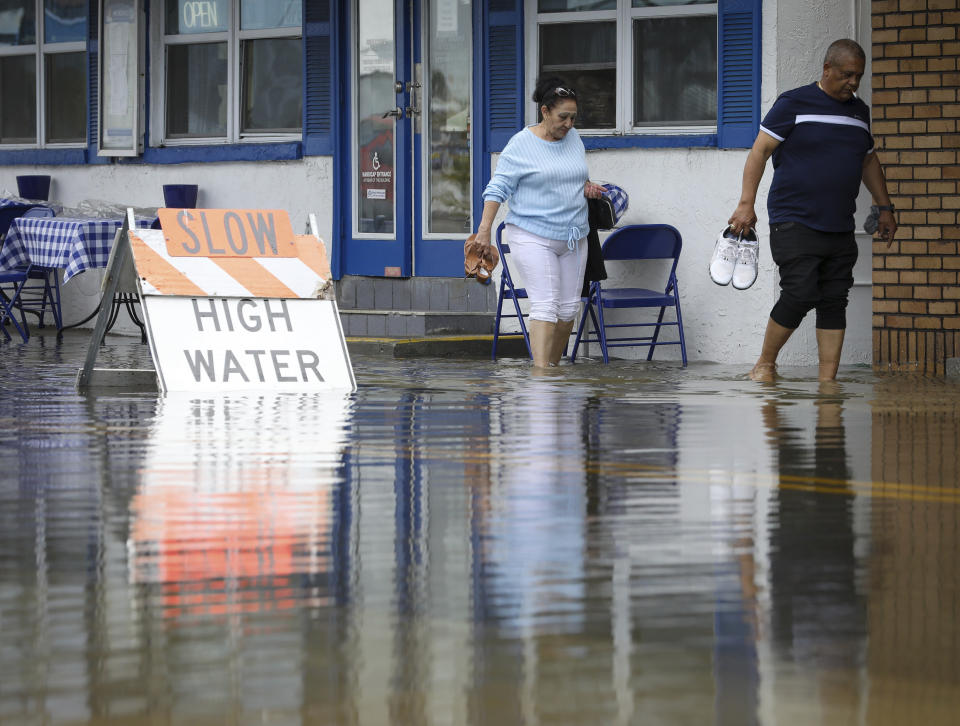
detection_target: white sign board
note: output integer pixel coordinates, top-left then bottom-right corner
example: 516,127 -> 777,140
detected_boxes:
140,296 -> 356,393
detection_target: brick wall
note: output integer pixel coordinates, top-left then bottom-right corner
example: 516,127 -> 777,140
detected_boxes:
871,0 -> 960,376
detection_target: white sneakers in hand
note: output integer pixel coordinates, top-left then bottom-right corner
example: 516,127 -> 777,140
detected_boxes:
732,237 -> 759,290
710,226 -> 759,290
709,227 -> 740,286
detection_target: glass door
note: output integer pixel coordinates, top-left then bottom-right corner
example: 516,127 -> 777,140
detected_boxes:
341,0 -> 472,278
412,0 -> 473,276
341,0 -> 412,276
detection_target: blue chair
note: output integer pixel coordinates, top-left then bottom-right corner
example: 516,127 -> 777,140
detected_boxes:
492,222 -> 532,360
571,224 -> 687,366
0,206 -> 61,339
0,267 -> 31,342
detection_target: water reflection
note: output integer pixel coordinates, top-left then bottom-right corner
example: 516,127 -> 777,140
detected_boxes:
865,378 -> 960,724
130,393 -> 352,620
3,342 -> 960,723
761,383 -> 865,722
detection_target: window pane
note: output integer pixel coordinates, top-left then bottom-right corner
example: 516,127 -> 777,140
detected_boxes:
538,0 -> 616,11
45,51 -> 85,142
165,0 -> 227,34
356,0 -> 395,234
241,37 -> 301,133
165,42 -> 227,137
426,0 -> 471,234
539,22 -> 615,129
0,54 -> 36,142
633,15 -> 716,125
240,0 -> 300,30
633,0 -> 714,6
44,0 -> 87,43
0,0 -> 36,45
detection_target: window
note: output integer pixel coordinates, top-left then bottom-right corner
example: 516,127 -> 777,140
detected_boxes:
0,0 -> 87,147
158,0 -> 302,144
532,0 -> 717,134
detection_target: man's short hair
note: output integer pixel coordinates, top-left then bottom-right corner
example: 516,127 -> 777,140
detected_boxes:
824,39 -> 866,66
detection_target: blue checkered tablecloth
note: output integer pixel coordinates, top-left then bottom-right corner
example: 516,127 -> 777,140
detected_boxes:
0,216 -> 148,283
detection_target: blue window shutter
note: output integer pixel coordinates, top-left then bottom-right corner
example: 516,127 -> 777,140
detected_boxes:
87,0 -> 107,163
303,0 -> 333,156
718,0 -> 761,149
484,0 -> 523,153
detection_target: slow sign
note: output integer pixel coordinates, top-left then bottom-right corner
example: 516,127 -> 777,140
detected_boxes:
158,208 -> 297,258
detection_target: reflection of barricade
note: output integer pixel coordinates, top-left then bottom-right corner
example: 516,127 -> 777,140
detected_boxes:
129,393 -> 350,619
131,485 -> 330,618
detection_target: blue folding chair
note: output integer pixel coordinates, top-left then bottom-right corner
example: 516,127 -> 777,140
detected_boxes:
0,206 -> 61,340
571,224 -> 687,366
0,267 -> 31,342
492,222 -> 532,360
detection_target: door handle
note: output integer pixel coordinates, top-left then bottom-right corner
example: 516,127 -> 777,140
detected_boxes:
382,107 -> 404,119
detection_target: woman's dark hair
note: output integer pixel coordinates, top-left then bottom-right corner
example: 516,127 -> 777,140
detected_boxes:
532,75 -> 577,112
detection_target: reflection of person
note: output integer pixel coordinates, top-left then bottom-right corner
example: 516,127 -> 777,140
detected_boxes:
483,380 -> 587,632
728,39 -> 897,382
474,76 -> 604,369
762,383 -> 864,678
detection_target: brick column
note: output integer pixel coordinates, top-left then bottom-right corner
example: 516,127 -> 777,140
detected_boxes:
871,0 -> 960,376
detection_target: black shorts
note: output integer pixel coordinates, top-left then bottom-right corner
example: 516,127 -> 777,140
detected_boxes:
769,221 -> 858,330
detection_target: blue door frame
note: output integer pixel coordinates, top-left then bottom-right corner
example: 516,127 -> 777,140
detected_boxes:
335,0 -> 480,279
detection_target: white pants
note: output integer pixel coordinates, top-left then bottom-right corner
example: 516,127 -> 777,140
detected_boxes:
505,223 -> 587,323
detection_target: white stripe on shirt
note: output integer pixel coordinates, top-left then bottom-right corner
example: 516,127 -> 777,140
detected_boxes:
760,125 -> 784,142
795,114 -> 870,133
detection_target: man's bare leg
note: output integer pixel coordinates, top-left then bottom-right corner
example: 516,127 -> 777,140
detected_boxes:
750,318 -> 795,381
816,328 -> 845,381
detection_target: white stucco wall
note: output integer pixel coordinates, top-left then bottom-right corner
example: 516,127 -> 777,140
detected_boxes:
1,158 -> 333,337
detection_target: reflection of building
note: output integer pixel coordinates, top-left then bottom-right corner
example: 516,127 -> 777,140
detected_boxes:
866,390 -> 960,723
359,38 -> 392,76
44,0 -> 88,43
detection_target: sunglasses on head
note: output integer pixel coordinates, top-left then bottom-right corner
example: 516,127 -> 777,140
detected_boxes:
552,87 -> 576,99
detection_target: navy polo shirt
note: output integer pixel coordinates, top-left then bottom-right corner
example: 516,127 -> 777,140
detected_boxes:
761,82 -> 874,233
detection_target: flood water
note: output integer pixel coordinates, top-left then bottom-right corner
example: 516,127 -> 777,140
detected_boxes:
1,332 -> 959,725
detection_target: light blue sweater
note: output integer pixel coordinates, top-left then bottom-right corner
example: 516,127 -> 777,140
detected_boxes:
483,126 -> 589,245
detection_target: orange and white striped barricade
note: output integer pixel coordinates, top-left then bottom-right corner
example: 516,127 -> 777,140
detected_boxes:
129,208 -> 355,393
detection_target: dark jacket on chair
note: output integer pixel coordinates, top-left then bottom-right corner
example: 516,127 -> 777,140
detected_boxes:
582,198 -> 610,297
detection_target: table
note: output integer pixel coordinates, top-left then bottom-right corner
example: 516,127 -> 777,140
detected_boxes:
0,215 -> 152,338
0,215 -> 142,283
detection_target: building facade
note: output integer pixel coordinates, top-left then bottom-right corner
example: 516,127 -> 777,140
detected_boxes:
1,0 -> 903,369
871,0 -> 960,376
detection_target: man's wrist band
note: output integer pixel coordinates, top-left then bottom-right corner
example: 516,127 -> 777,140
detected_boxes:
876,204 -> 895,212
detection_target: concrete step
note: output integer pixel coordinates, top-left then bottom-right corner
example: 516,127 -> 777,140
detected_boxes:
336,277 -> 496,314
346,334 -> 529,359
339,309 -> 495,337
